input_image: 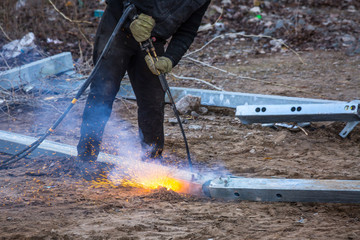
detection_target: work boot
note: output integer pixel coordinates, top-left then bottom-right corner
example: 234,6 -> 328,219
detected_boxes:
74,158 -> 114,181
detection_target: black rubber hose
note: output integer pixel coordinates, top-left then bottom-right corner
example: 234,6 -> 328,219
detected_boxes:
159,74 -> 193,172
0,4 -> 136,169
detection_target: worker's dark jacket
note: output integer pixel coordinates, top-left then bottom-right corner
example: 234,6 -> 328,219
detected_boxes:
109,0 -> 211,66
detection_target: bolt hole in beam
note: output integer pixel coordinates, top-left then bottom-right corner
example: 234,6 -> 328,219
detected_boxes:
276,193 -> 282,198
291,106 -> 302,112
255,107 -> 267,112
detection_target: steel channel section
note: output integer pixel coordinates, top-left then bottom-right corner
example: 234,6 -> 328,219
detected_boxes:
205,177 -> 360,203
0,52 -> 74,90
0,130 -> 77,158
235,101 -> 360,124
118,84 -> 341,109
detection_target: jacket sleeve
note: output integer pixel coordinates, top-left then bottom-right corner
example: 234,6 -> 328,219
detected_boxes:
163,0 -> 211,67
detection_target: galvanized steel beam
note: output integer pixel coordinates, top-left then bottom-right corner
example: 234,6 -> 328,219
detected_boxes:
204,176 -> 360,203
236,101 -> 360,124
117,84 -> 341,109
235,101 -> 360,137
0,52 -> 74,90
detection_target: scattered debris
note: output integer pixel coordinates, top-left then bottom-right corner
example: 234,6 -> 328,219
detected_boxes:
191,111 -> 200,119
297,217 -> 306,224
168,118 -> 178,125
175,95 -> 201,115
1,32 -> 36,60
262,122 -> 311,131
198,107 -> 209,115
15,0 -> 26,10
189,125 -> 202,131
46,38 -> 63,45
1,32 -> 36,59
205,0 -> 360,55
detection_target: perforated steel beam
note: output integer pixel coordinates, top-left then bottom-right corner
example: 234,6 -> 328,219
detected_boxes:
203,176 -> 360,203
236,101 -> 360,137
236,101 -> 360,124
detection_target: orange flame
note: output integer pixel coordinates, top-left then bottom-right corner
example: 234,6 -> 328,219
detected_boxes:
121,175 -> 183,192
92,160 -> 187,193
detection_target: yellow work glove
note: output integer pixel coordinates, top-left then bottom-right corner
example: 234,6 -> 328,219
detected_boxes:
145,55 -> 173,75
129,13 -> 155,43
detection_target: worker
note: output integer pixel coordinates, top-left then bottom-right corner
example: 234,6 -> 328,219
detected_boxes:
76,0 -> 211,178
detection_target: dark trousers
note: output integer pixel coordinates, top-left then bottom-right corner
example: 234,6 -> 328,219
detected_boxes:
77,3 -> 165,161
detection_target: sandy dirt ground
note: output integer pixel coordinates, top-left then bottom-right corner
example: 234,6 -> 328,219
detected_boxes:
0,49 -> 359,239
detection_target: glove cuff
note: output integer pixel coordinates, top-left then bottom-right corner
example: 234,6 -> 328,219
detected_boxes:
163,54 -> 176,67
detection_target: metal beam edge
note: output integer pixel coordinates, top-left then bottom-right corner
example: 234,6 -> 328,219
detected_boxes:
206,177 -> 360,203
235,101 -> 360,124
0,52 -> 74,90
118,84 -> 342,109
